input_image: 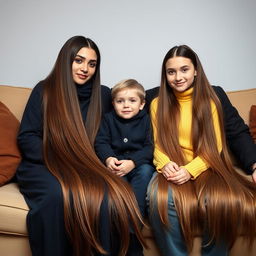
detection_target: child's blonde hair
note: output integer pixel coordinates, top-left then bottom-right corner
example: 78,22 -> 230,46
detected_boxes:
111,79 -> 146,102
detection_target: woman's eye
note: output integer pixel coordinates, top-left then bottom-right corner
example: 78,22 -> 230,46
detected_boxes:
182,68 -> 188,72
74,58 -> 82,64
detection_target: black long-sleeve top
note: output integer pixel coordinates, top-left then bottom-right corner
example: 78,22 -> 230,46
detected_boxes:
145,85 -> 256,174
17,81 -> 112,166
94,109 -> 153,167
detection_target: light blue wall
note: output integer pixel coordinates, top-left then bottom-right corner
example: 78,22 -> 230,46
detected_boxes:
0,0 -> 256,91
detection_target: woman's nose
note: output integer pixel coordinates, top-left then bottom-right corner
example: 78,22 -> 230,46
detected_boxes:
81,64 -> 88,73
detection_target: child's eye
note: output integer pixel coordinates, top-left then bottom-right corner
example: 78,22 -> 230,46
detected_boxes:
130,99 -> 137,103
116,100 -> 122,103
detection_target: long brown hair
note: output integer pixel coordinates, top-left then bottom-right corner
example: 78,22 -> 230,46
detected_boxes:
42,36 -> 146,255
150,45 -> 256,250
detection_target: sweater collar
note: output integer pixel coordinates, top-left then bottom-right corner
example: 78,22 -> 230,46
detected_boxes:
76,80 -> 93,101
174,86 -> 193,102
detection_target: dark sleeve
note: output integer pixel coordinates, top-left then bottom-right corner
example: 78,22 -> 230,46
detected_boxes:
213,86 -> 256,174
101,85 -> 112,114
145,86 -> 159,113
94,115 -> 116,163
128,115 -> 153,167
17,83 -> 44,164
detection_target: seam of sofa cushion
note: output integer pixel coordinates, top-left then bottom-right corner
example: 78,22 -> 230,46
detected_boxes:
0,230 -> 28,237
0,204 -> 29,212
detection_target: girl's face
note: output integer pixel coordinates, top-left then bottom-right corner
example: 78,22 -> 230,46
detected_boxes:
72,47 -> 97,85
165,56 -> 197,92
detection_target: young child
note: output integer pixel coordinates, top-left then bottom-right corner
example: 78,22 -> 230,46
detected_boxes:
95,79 -> 154,217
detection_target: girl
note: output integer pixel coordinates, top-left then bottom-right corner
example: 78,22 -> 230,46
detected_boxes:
17,36 -> 145,256
147,45 -> 256,256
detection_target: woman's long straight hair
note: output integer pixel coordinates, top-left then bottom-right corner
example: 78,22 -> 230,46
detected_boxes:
42,36 -> 146,255
150,45 -> 256,251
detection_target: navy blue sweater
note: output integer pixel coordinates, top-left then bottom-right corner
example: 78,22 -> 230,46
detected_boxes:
95,109 -> 153,167
17,81 -> 111,166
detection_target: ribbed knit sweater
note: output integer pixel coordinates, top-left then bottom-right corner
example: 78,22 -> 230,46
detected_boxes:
150,87 -> 222,179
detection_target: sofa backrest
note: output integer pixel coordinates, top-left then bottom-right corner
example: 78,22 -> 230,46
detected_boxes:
0,84 -> 255,124
226,88 -> 255,125
0,85 -> 32,122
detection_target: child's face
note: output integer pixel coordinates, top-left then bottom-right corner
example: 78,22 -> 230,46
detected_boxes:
113,88 -> 145,119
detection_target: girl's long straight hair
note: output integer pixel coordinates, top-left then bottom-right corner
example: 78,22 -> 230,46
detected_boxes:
42,36 -> 146,255
150,45 -> 256,251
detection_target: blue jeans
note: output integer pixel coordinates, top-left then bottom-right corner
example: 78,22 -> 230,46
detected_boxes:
123,164 -> 154,217
146,173 -> 228,256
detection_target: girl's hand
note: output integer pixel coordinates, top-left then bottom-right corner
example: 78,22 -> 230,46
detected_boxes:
167,166 -> 192,185
161,161 -> 180,180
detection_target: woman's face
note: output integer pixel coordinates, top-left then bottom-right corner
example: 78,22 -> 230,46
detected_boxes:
165,56 -> 197,92
72,47 -> 97,85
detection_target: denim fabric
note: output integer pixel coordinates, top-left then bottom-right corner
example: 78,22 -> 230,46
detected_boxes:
146,173 -> 228,256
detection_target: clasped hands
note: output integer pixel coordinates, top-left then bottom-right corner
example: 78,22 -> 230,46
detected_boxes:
105,157 -> 135,177
161,161 -> 192,185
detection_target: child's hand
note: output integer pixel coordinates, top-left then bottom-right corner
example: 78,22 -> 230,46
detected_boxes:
105,157 -> 121,173
161,161 -> 180,180
167,166 -> 191,185
115,160 -> 135,177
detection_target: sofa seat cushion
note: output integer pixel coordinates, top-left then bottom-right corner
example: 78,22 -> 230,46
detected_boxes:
0,183 -> 28,236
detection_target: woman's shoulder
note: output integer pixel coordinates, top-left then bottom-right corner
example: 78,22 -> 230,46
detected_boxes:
100,85 -> 111,95
29,81 -> 44,101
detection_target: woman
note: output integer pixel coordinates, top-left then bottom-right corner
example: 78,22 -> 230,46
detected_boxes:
17,36 -> 145,256
147,45 -> 256,256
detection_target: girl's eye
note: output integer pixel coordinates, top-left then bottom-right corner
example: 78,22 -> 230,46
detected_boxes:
167,70 -> 175,75
89,62 -> 96,68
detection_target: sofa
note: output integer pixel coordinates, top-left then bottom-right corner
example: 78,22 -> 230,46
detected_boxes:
0,84 -> 255,256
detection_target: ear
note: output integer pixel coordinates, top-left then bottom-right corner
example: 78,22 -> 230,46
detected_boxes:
194,70 -> 197,76
139,101 -> 146,110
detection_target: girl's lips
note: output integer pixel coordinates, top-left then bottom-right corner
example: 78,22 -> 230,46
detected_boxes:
175,82 -> 185,86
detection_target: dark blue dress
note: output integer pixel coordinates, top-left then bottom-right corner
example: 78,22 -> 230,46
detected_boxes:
16,81 -> 113,256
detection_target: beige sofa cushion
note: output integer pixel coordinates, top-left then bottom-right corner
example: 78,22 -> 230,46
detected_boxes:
0,85 -> 31,122
0,183 -> 28,236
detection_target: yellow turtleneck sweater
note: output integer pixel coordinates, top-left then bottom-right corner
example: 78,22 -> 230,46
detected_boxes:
150,87 -> 222,179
